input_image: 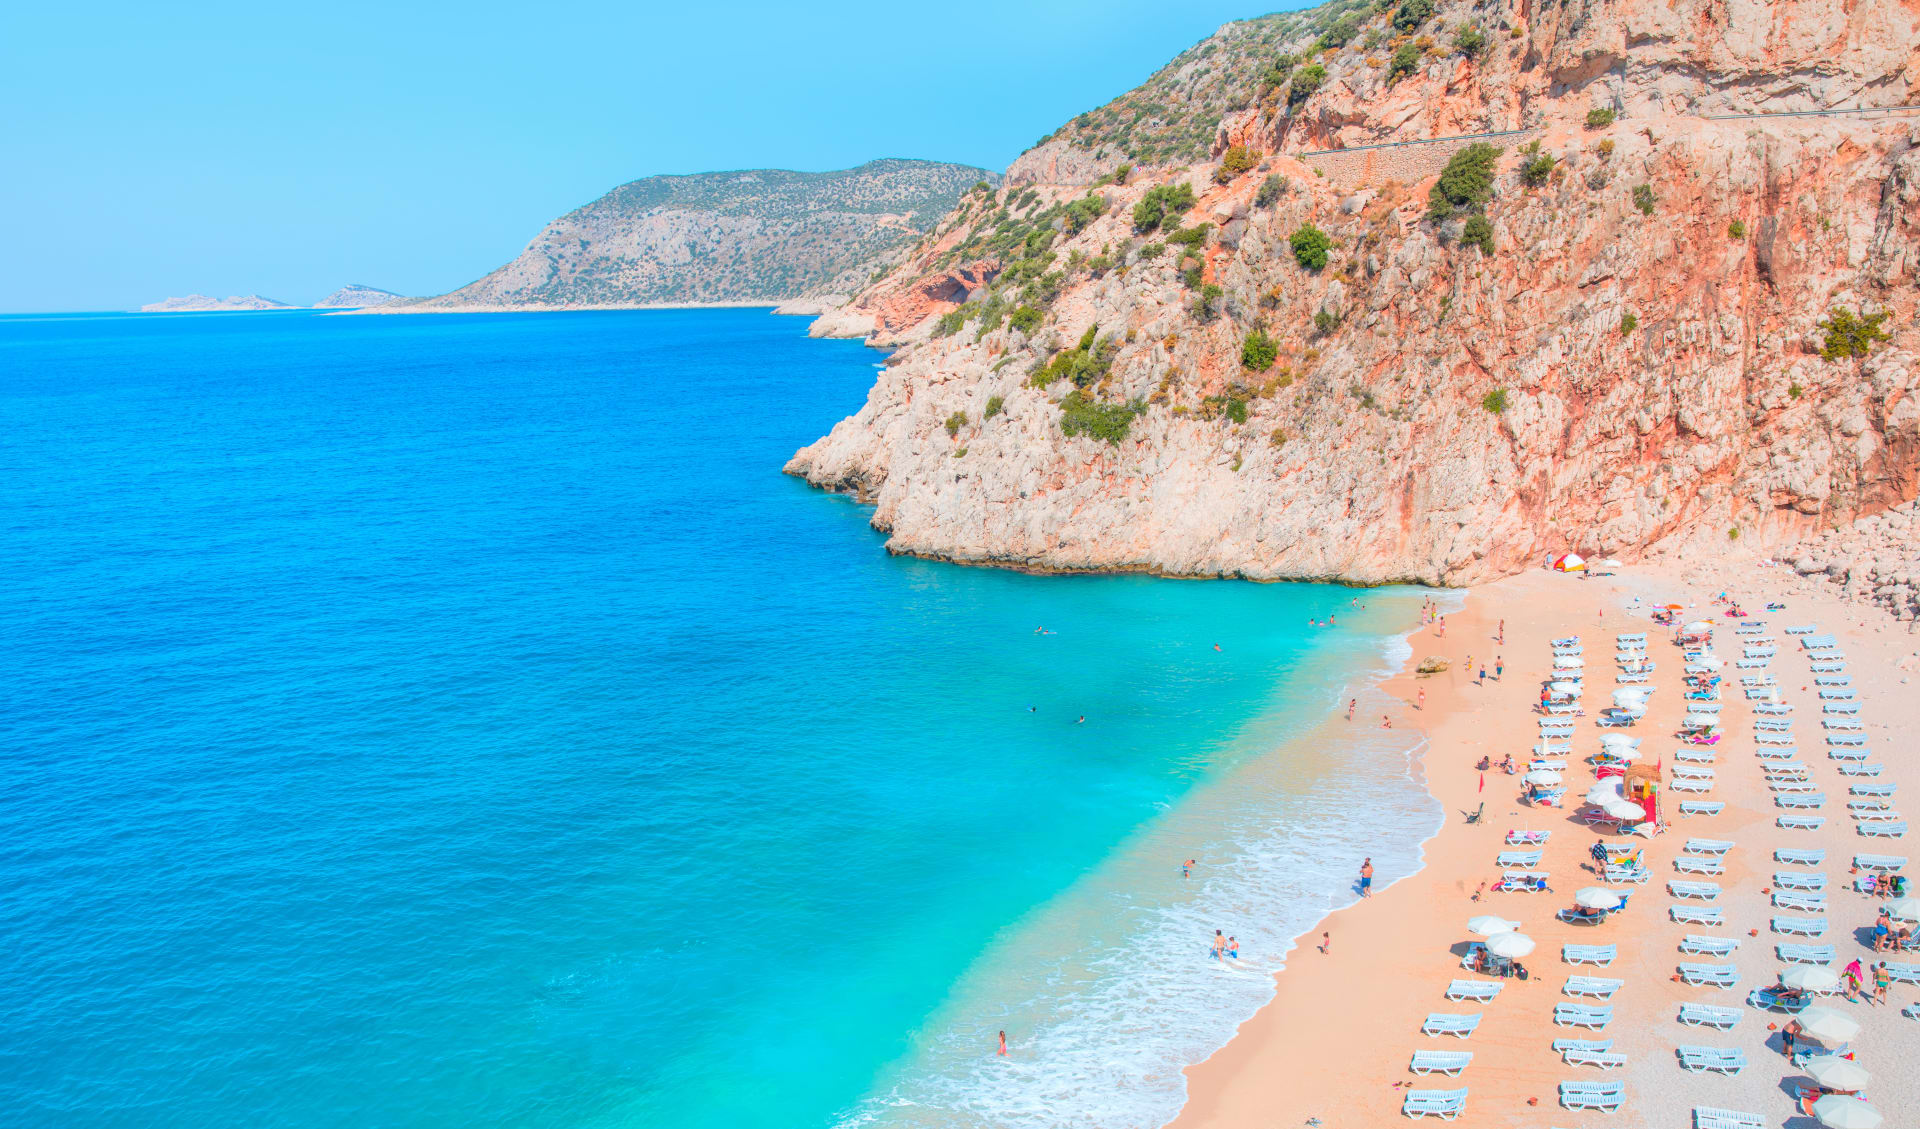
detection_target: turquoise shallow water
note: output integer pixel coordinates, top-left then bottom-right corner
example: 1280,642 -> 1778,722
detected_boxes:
0,308 -> 1439,1129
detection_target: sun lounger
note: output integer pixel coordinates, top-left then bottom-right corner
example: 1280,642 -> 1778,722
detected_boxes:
1616,672 -> 1650,684
1563,944 -> 1616,966
1673,766 -> 1714,781
1553,1037 -> 1612,1054
1771,891 -> 1827,912
1785,624 -> 1817,635
1670,905 -> 1723,925
1616,632 -> 1645,643
1678,963 -> 1740,987
1564,975 -> 1623,999
1851,782 -> 1897,796
1742,647 -> 1776,659
1753,702 -> 1792,715
1775,847 -> 1825,865
1694,1107 -> 1764,1129
1771,780 -> 1818,793
1674,856 -> 1724,875
1561,1048 -> 1627,1070
1421,1013 -> 1481,1038
1754,718 -> 1793,732
1773,871 -> 1826,891
1854,853 -> 1906,870
1882,962 -> 1920,984
1496,850 -> 1543,868
1748,985 -> 1814,1012
1668,881 -> 1721,900
1824,702 -> 1861,715
1770,915 -> 1826,936
1675,747 -> 1716,763
1763,760 -> 1810,775
1679,801 -> 1724,817
1860,821 -> 1907,837
1531,759 -> 1569,770
1819,688 -> 1856,700
1755,747 -> 1799,761
1838,763 -> 1884,777
1829,748 -> 1869,761
1625,820 -> 1662,839
1828,732 -> 1868,746
1849,799 -> 1894,814
1735,658 -> 1770,669
1445,979 -> 1501,1001
1814,674 -> 1851,685
1776,943 -> 1836,964
1776,793 -> 1825,809
1854,808 -> 1904,823
1409,1050 -> 1473,1076
1672,779 -> 1713,794
1802,633 -> 1838,649
1677,1045 -> 1746,1075
1403,1087 -> 1468,1119
1740,672 -> 1776,684
1552,636 -> 1581,647
1544,702 -> 1581,715
1755,734 -> 1796,748
1504,830 -> 1550,845
1681,934 -> 1739,956
1778,815 -> 1825,830
1679,1002 -> 1743,1029
1553,1003 -> 1612,1029
1807,647 -> 1844,660
1811,660 -> 1846,673
1558,1079 -> 1624,1112
1602,863 -> 1648,884
1684,838 -> 1733,855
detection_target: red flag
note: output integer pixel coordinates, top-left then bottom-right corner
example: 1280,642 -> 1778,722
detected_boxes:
1478,772 -> 1485,793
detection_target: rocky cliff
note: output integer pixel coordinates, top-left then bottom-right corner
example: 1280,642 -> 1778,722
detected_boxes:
401,159 -> 994,311
313,284 -> 407,309
789,0 -> 1920,585
139,294 -> 298,312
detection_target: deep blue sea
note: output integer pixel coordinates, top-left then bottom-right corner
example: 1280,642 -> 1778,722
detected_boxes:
0,309 -> 1443,1129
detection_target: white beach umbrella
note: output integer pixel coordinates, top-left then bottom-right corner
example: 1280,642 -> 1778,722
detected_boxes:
1811,1096 -> 1882,1129
1586,784 -> 1623,805
1524,769 -> 1562,785
1573,887 -> 1622,910
1796,1007 -> 1861,1044
1598,733 -> 1640,747
1554,656 -> 1585,669
1602,798 -> 1645,821
1780,965 -> 1841,992
1803,1055 -> 1873,1091
1484,932 -> 1535,958
1601,559 -> 1623,568
1612,689 -> 1649,707
1466,915 -> 1519,936
1684,620 -> 1714,632
1882,897 -> 1920,921
1550,681 -> 1582,697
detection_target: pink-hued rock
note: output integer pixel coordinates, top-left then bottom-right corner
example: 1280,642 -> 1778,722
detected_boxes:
791,0 -> 1920,585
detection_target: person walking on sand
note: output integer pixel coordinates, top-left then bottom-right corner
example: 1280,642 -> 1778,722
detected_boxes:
1497,619 -> 1504,644
1347,699 -> 1356,721
1438,617 -> 1447,638
1417,687 -> 1425,710
1495,656 -> 1503,681
998,1030 -> 1007,1056
1359,858 -> 1374,897
1319,931 -> 1331,955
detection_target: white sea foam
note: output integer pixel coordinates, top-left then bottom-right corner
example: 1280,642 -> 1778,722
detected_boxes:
836,593 -> 1457,1129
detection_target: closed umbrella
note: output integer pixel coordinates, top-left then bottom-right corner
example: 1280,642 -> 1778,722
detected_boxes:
1780,965 -> 1841,992
1883,896 -> 1920,921
1796,1006 -> 1861,1044
1802,1054 -> 1872,1091
1466,915 -> 1519,936
1484,932 -> 1535,958
1573,887 -> 1621,910
1602,798 -> 1645,821
1524,769 -> 1562,785
1811,1096 -> 1882,1129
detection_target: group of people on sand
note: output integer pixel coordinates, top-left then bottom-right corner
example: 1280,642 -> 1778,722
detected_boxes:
1871,907 -> 1916,952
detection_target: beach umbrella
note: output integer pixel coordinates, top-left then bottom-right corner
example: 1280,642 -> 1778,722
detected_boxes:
1601,559 -> 1623,568
1612,689 -> 1649,707
1524,769 -> 1562,785
1811,1096 -> 1882,1129
1484,932 -> 1535,958
1662,603 -> 1685,610
1796,1007 -> 1861,1045
1684,620 -> 1714,632
1803,1055 -> 1873,1092
1586,784 -> 1622,805
1554,656 -> 1585,669
1883,897 -> 1920,921
1466,915 -> 1519,936
1602,798 -> 1645,821
1780,965 -> 1841,992
1573,887 -> 1621,910
1549,680 -> 1582,697
1598,732 -> 1640,746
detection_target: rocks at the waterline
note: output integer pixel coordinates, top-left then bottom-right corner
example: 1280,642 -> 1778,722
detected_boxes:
1782,501 -> 1920,621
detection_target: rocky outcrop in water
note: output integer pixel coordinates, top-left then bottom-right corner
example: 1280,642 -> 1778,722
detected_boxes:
790,0 -> 1920,585
139,294 -> 297,312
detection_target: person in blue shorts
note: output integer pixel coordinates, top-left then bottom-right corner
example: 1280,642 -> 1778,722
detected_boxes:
1359,858 -> 1374,896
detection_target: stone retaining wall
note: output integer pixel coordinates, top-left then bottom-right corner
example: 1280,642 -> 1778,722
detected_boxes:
1293,129 -> 1541,188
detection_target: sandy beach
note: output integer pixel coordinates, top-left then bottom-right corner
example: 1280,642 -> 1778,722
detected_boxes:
1172,560 -> 1920,1128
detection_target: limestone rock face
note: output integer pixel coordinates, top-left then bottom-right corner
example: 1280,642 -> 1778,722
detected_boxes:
791,0 -> 1920,585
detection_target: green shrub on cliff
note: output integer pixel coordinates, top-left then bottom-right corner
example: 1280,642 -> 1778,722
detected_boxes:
1289,223 -> 1331,269
1632,183 -> 1656,215
1519,141 -> 1555,187
1585,107 -> 1616,129
1131,183 -> 1197,232
1255,174 -> 1289,207
1481,388 -> 1509,413
1619,312 -> 1638,335
1818,308 -> 1892,360
1393,0 -> 1434,32
1453,24 -> 1487,57
932,310 -> 967,338
1058,391 -> 1145,444
1063,192 -> 1107,233
944,411 -> 968,438
1215,145 -> 1258,184
1193,283 -> 1225,321
1031,325 -> 1121,389
1287,64 -> 1327,109
1426,143 -> 1500,221
984,395 -> 1005,420
1386,42 -> 1421,84
1241,327 -> 1279,371
1461,213 -> 1495,254
1008,305 -> 1042,334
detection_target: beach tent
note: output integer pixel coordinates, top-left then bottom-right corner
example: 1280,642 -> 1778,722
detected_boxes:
1551,553 -> 1587,572
1811,1096 -> 1882,1129
1803,1055 -> 1872,1091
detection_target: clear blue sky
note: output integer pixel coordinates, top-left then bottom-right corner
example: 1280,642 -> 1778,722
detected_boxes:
1,1 -> 1315,312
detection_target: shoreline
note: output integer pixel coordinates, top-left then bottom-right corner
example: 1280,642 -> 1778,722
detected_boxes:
327,300 -> 785,316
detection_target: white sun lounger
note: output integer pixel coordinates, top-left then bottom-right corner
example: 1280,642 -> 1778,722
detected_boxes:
1694,1107 -> 1764,1129
1814,674 -> 1850,685
1678,963 -> 1739,987
1829,733 -> 1868,746
1679,1002 -> 1743,1029
1674,856 -> 1724,875
1785,625 -> 1817,635
1883,962 -> 1920,984
1802,634 -> 1838,649
1672,779 -> 1713,794
1669,881 -> 1721,900
1564,975 -> 1623,999
1763,761 -> 1810,776
1685,838 -> 1734,855
1838,763 -> 1884,777
1552,636 -> 1581,647
1558,1080 -> 1624,1111
1824,702 -> 1862,715
1811,660 -> 1846,672
1779,815 -> 1825,830
1854,808 -> 1904,823
1673,764 -> 1714,778
1771,780 -> 1818,793
1777,943 -> 1836,964
1561,1048 -> 1627,1070
1505,829 -> 1551,845
1819,688 -> 1856,700
1849,799 -> 1894,815
1755,735 -> 1796,749
1677,1045 -> 1747,1075
1860,821 -> 1907,837
1753,701 -> 1791,714
1496,850 -> 1543,868
1670,905 -> 1723,925
1616,672 -> 1651,684
1735,658 -> 1769,669
1603,863 -> 1649,884
1770,915 -> 1826,937
1776,793 -> 1825,809
1553,1003 -> 1612,1029
1776,847 -> 1825,864
1681,935 -> 1739,956
1445,979 -> 1501,1001
1771,891 -> 1827,912
1851,782 -> 1897,796
1564,944 -> 1616,966
1554,1037 -> 1612,1054
1773,871 -> 1826,891
1830,748 -> 1869,761
1421,1013 -> 1481,1038
1742,646 -> 1776,659
1675,748 -> 1716,764
1679,801 -> 1724,817
1755,717 -> 1793,732
1854,853 -> 1907,870
1409,1049 -> 1473,1076
1403,1087 -> 1468,1119
1755,747 -> 1799,761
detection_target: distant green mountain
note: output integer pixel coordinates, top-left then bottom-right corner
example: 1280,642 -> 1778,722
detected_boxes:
410,159 -> 996,309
